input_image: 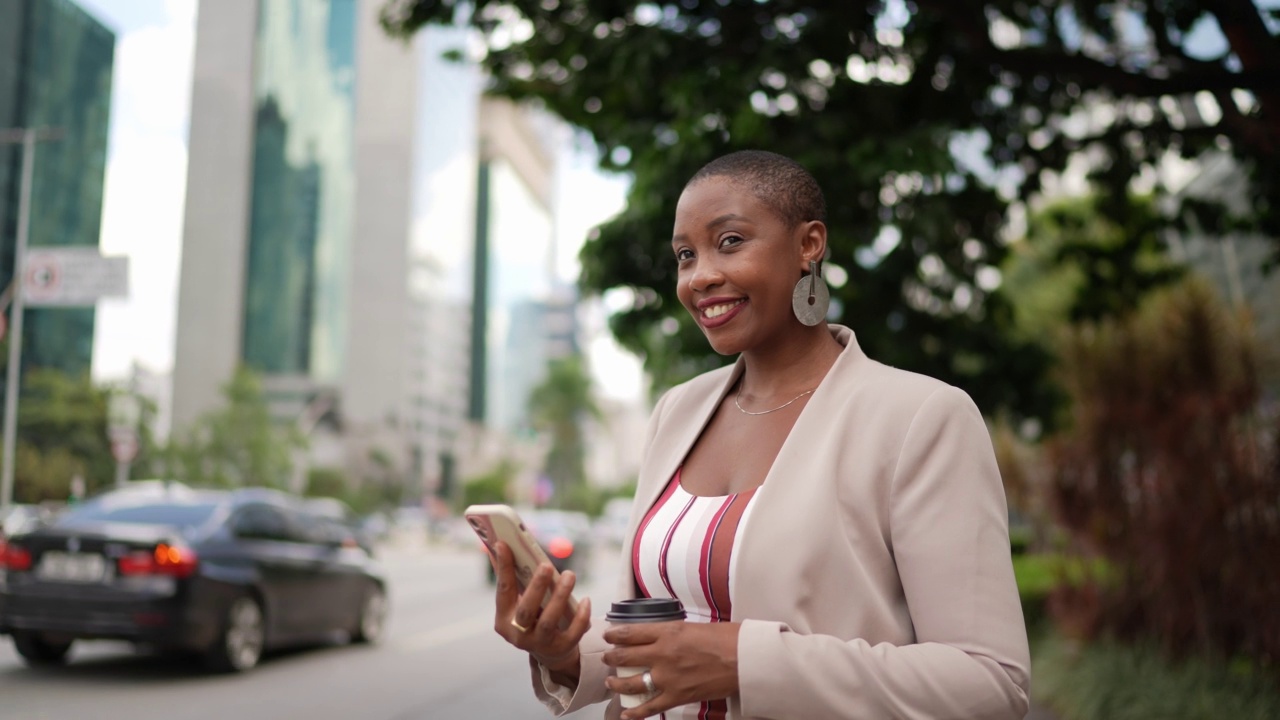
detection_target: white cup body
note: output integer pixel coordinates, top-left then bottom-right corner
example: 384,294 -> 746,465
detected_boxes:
615,665 -> 654,708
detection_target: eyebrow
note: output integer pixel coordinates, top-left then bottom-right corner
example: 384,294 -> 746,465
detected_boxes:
671,213 -> 750,245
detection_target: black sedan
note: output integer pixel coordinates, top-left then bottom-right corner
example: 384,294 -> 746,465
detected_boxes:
484,508 -> 594,584
0,483 -> 387,672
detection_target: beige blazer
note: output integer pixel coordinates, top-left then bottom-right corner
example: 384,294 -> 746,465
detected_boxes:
532,325 -> 1030,719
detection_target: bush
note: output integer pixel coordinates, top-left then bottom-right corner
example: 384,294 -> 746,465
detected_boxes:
459,461 -> 515,511
1035,633 -> 1280,720
1015,554 -> 1115,639
1046,278 -> 1280,665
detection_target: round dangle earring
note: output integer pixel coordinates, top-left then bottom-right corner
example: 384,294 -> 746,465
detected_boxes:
791,259 -> 830,326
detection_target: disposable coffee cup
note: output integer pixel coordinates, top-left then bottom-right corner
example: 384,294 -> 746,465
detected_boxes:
606,598 -> 686,708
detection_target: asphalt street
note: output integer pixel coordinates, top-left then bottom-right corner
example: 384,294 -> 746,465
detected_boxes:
0,539 -> 622,720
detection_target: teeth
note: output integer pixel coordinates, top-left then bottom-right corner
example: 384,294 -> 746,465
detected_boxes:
703,300 -> 743,318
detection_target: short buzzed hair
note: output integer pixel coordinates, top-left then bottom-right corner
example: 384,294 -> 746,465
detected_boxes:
686,150 -> 826,228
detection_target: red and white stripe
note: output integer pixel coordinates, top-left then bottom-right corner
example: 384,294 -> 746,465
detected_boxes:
630,468 -> 760,720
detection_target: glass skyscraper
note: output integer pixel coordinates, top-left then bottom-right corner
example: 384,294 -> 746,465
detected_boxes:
0,0 -> 114,378
241,0 -> 357,383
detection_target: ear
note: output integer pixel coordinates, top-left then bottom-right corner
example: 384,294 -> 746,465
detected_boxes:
797,221 -> 828,271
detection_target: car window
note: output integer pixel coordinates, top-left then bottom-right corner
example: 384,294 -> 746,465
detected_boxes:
58,501 -> 221,531
230,504 -> 299,542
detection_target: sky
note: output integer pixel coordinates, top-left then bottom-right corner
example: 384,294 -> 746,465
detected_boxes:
79,0 -> 194,384
76,0 -> 643,403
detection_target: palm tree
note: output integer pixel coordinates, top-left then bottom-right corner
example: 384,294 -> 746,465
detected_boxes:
527,355 -> 601,508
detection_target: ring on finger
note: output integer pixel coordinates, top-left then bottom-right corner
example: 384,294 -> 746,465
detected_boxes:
641,670 -> 656,695
511,617 -> 531,633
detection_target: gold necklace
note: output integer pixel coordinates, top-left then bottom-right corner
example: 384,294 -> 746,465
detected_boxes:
734,387 -> 815,416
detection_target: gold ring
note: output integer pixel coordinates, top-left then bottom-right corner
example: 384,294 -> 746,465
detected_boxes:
511,617 -> 531,633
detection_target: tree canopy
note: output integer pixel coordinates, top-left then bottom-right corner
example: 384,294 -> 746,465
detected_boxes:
384,0 -> 1279,423
528,354 -> 601,505
160,367 -> 302,488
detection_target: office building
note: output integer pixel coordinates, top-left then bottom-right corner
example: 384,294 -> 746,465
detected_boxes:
0,0 -> 114,378
499,290 -> 580,433
172,0 -> 416,478
470,96 -> 561,429
406,277 -> 469,501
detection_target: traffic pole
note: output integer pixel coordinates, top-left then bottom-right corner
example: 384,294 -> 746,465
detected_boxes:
0,129 -> 36,515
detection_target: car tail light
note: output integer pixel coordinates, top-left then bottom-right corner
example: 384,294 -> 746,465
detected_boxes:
119,543 -> 198,578
547,536 -> 574,560
0,540 -> 32,571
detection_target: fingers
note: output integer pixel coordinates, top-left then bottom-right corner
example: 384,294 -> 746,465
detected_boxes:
620,691 -> 668,720
605,671 -> 667,720
603,620 -> 667,646
533,569 -> 576,639
512,563 -> 555,633
491,542 -> 520,618
566,595 -> 592,643
532,585 -> 591,645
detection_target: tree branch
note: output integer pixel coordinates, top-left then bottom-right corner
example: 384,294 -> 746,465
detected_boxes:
988,48 -> 1280,97
1205,0 -> 1280,140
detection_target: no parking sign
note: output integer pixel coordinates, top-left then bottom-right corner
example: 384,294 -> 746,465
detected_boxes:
22,247 -> 128,306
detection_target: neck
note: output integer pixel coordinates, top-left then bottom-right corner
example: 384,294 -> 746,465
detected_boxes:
737,323 -> 843,399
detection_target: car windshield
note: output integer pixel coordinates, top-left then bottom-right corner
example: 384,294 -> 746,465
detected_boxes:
58,501 -> 222,530
524,512 -> 580,539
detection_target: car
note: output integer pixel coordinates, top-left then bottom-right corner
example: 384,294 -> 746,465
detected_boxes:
303,497 -> 379,556
485,508 -> 595,585
2,504 -> 51,539
594,497 -> 634,548
0,483 -> 387,673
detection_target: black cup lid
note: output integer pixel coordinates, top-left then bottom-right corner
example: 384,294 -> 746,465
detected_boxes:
606,598 -> 686,622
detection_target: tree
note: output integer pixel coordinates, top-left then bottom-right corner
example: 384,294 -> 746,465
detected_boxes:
527,354 -> 601,507
5,369 -> 161,502
383,0 -> 1278,421
161,367 -> 303,488
461,459 -> 517,510
1045,277 -> 1280,665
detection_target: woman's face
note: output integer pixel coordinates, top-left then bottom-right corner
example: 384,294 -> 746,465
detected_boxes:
672,176 -> 818,355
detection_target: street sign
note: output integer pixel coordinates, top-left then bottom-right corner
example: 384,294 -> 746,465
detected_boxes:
107,393 -> 141,475
24,248 -> 128,307
108,392 -> 142,433
110,433 -> 138,464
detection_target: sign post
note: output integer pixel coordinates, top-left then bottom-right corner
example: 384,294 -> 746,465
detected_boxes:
108,392 -> 141,487
0,129 -> 42,516
0,126 -> 126,513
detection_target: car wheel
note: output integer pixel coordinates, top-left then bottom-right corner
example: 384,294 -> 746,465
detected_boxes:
12,632 -> 72,667
351,584 -> 387,644
206,594 -> 265,673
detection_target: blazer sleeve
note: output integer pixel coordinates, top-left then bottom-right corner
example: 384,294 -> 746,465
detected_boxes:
528,387 -> 679,716
737,385 -> 1031,720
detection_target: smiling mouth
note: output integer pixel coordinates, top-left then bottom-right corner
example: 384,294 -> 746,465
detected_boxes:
702,299 -> 746,319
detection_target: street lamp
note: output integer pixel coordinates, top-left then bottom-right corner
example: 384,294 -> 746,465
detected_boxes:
0,127 -> 63,515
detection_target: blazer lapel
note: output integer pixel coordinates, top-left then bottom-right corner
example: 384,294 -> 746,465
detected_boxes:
628,357 -> 744,537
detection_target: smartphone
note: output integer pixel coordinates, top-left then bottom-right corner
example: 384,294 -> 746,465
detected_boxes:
464,504 -> 580,614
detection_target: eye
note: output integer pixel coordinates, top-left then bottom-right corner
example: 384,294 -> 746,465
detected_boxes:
719,234 -> 744,248
675,248 -> 694,262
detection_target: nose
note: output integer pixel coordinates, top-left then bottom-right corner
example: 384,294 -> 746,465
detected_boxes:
687,258 -> 725,294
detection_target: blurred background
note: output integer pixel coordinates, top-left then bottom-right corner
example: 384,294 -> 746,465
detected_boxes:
0,0 -> 1277,718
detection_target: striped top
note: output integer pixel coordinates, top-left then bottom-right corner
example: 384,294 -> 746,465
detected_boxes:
631,468 -> 760,720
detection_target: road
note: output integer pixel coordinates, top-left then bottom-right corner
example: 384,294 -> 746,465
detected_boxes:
0,540 -> 623,720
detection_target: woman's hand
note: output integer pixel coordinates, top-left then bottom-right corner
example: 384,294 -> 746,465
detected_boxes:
490,541 -> 592,686
602,620 -> 741,720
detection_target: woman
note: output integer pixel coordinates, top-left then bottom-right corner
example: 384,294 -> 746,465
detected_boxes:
489,150 -> 1030,719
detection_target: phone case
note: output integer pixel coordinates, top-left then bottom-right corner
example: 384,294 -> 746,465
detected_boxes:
464,504 -> 580,614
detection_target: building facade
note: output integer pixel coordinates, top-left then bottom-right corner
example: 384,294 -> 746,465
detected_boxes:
172,0 -> 416,484
0,0 -> 114,378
